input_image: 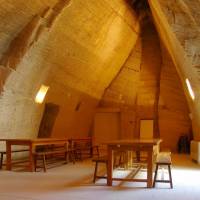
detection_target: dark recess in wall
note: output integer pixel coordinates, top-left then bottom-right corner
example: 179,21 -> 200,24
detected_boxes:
127,0 -> 149,11
38,103 -> 60,138
75,101 -> 82,111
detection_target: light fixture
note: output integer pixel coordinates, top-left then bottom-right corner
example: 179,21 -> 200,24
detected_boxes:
35,85 -> 49,104
185,78 -> 195,100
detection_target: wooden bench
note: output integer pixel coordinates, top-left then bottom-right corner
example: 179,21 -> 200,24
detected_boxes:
0,149 -> 29,169
34,144 -> 76,172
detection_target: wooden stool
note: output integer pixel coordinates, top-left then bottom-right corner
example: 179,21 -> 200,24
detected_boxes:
92,151 -> 127,183
153,152 -> 173,188
92,156 -> 108,183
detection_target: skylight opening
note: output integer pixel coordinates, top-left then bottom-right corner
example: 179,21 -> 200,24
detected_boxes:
185,78 -> 195,100
35,85 -> 49,104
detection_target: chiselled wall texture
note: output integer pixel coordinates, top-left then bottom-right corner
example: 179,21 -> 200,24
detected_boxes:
149,0 -> 200,140
101,37 -> 142,109
0,0 -> 58,141
159,47 -> 191,151
101,17 -> 191,151
0,0 -> 194,152
0,0 -> 139,149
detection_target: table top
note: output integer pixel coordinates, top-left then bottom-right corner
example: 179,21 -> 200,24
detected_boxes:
105,139 -> 162,146
0,138 -> 68,145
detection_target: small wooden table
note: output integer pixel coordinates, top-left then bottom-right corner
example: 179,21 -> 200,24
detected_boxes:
1,138 -> 68,172
106,139 -> 162,188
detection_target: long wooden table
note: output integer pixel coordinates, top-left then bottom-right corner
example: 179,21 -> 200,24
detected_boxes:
1,138 -> 68,171
106,139 -> 162,188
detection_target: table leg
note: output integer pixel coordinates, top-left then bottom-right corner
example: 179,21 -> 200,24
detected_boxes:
6,142 -> 11,170
107,147 -> 113,186
29,144 -> 34,172
147,148 -> 153,188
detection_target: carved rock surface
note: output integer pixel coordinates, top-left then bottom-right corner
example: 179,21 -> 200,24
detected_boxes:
0,0 -> 193,151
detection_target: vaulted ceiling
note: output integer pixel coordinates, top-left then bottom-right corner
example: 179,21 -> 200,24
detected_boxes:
0,0 -> 198,151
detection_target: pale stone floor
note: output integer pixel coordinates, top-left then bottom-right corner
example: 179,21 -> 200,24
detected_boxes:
0,154 -> 200,200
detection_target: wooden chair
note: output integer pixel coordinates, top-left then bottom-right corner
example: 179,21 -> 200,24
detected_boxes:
92,155 -> 108,183
153,152 -> 173,188
92,149 -> 127,183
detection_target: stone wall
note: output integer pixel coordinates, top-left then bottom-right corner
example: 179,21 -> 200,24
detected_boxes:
0,0 -> 193,152
0,0 -> 139,150
149,0 -> 200,140
159,47 -> 191,151
100,17 -> 191,151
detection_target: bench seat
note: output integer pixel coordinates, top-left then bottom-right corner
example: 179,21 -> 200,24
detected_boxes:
34,147 -> 76,172
0,149 -> 29,169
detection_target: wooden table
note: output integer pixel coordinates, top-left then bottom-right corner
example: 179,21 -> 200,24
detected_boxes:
106,139 -> 162,188
1,138 -> 68,171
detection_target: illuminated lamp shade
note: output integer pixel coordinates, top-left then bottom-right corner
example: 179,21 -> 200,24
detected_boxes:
35,85 -> 49,104
185,78 -> 195,100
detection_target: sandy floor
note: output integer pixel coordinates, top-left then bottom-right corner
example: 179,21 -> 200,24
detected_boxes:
0,154 -> 200,200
